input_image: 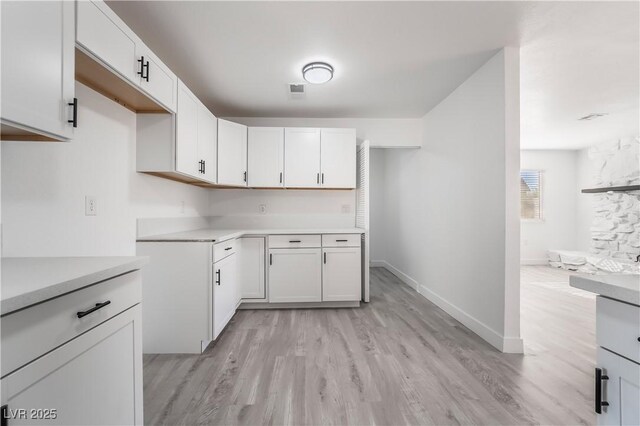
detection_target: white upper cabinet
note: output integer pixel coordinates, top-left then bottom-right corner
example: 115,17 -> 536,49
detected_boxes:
284,128 -> 321,188
138,80 -> 216,184
198,106 -> 218,184
175,81 -> 200,179
76,0 -> 137,84
76,0 -> 177,113
1,0 -> 75,141
218,119 -> 248,187
135,41 -> 178,113
247,127 -> 284,188
320,128 -> 357,188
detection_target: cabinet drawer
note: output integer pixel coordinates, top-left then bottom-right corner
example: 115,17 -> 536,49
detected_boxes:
269,235 -> 321,248
214,239 -> 236,262
322,234 -> 361,248
1,270 -> 141,378
597,296 -> 640,364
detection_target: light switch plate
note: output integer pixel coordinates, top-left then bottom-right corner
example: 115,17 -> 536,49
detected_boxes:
85,196 -> 97,216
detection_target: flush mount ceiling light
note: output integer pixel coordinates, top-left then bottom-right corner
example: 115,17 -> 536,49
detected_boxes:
302,62 -> 334,84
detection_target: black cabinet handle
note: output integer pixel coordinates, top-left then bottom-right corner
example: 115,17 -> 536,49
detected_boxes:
317,173 -> 320,184
336,239 -> 348,242
244,171 -> 247,182
77,300 -> 111,318
137,56 -> 145,78
68,98 -> 78,128
202,160 -> 206,174
322,173 -> 324,184
216,269 -> 221,285
269,253 -> 272,265
280,172 -> 283,184
595,367 -> 610,414
144,59 -> 150,82
225,247 -> 232,251
324,252 -> 327,264
289,240 -> 301,243
198,160 -> 204,174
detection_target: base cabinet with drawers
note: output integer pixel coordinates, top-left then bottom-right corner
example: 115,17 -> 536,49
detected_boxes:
0,271 -> 143,425
268,234 -> 362,304
595,296 -> 640,426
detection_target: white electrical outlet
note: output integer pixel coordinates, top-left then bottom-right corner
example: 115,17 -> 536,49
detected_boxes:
85,196 -> 97,216
258,204 -> 267,214
341,204 -> 350,213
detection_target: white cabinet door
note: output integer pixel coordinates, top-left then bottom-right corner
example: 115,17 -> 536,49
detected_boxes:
135,41 -> 177,113
198,106 -> 217,184
1,0 -> 75,140
213,254 -> 237,339
76,0 -> 137,84
247,127 -> 284,188
322,247 -> 362,301
0,305 -> 143,425
284,128 -> 321,188
321,128 -> 356,188
269,248 -> 321,303
175,81 -> 200,179
238,237 -> 266,299
597,347 -> 640,426
218,119 -> 248,186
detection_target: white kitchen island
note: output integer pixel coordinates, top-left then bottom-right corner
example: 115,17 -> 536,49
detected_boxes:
570,273 -> 640,426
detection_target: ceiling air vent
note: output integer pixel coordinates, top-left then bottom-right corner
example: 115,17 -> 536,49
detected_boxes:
288,83 -> 306,98
578,113 -> 608,121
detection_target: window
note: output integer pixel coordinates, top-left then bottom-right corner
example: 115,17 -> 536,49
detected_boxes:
520,170 -> 542,220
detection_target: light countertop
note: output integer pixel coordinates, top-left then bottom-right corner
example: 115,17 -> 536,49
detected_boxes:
570,273 -> 640,306
1,256 -> 148,316
136,227 -> 366,243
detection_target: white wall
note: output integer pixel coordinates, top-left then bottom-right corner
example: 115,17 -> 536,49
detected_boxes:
1,83 -> 211,257
224,117 -> 422,148
520,150 -> 578,264
207,188 -> 356,228
371,48 -> 522,353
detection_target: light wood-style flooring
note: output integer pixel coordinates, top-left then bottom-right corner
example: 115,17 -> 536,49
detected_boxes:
143,266 -> 596,425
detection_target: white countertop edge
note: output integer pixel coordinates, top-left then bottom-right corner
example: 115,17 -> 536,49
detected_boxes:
136,227 -> 367,243
1,256 -> 149,316
570,274 -> 640,306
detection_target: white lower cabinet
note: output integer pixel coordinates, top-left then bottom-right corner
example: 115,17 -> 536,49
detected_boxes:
213,251 -> 238,339
595,295 -> 640,426
597,347 -> 640,426
238,237 -> 266,299
0,273 -> 143,425
322,247 -> 362,302
269,248 -> 322,303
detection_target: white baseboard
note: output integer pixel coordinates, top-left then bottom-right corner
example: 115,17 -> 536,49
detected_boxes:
376,261 -> 523,354
520,258 -> 548,265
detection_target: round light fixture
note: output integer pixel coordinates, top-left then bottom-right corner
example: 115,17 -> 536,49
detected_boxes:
302,62 -> 334,84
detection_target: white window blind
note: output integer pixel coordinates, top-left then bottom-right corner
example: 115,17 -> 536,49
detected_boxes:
520,170 -> 542,220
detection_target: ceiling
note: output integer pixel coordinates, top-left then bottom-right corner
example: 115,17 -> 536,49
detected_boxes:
107,1 -> 639,150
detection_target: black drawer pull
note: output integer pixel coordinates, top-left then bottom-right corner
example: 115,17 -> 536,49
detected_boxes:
225,247 -> 232,251
216,269 -> 221,285
336,239 -> 348,242
77,300 -> 111,318
289,240 -> 301,243
595,367 -> 610,414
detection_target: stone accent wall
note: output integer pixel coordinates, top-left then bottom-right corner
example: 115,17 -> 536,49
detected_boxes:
589,137 -> 640,260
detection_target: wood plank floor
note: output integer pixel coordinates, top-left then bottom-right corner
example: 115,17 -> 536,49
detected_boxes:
143,266 -> 596,425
